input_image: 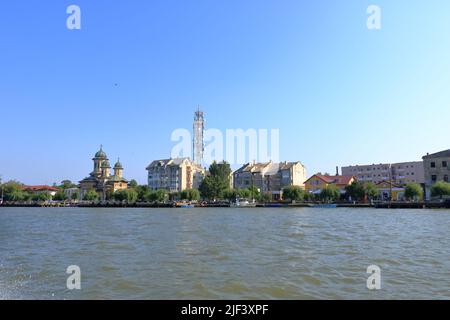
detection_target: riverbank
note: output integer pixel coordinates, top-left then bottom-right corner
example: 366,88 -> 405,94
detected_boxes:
1,201 -> 450,209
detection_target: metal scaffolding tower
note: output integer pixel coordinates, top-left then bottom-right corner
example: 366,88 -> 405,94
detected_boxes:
193,107 -> 205,166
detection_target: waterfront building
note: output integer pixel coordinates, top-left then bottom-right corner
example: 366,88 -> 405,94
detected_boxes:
304,174 -> 355,195
422,149 -> 450,200
342,161 -> 424,185
79,146 -> 128,200
233,161 -> 306,200
146,157 -> 205,192
22,185 -> 59,197
375,181 -> 405,201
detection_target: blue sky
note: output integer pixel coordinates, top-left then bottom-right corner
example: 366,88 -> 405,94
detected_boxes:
1,1 -> 450,185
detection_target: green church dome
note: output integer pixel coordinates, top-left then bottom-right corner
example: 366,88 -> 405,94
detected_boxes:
95,146 -> 107,158
114,158 -> 123,169
101,160 -> 111,168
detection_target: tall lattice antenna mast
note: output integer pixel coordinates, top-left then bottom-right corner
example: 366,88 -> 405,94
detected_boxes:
193,107 -> 205,165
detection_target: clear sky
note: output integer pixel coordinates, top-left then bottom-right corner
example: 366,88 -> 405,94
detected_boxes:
1,1 -> 450,185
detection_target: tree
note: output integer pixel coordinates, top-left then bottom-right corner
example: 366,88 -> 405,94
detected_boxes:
32,192 -> 51,202
431,181 -> 450,199
71,191 -> 79,200
83,188 -> 99,201
2,180 -> 26,201
53,191 -> 68,201
199,161 -> 232,200
259,192 -> 272,203
282,186 -> 305,202
60,180 -> 76,190
145,189 -> 168,203
320,185 -> 340,202
180,189 -> 200,201
345,181 -> 365,201
135,185 -> 151,202
129,179 -> 139,189
365,182 -> 379,201
247,185 -> 260,200
114,189 -> 138,203
404,183 -> 423,201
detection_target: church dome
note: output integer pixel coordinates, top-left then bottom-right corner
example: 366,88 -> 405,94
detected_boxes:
114,159 -> 123,169
101,160 -> 111,168
95,146 -> 107,158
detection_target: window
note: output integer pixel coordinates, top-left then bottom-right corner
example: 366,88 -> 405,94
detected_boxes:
445,175 -> 449,182
432,175 -> 437,182
443,161 -> 448,168
431,162 -> 436,168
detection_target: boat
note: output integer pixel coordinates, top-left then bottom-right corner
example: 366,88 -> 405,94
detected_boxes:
230,198 -> 257,208
175,201 -> 195,208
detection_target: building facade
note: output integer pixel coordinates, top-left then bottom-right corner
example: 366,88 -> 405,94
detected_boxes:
423,149 -> 450,199
233,161 -> 306,199
146,157 -> 205,192
375,181 -> 405,201
305,174 -> 356,195
79,147 -> 128,200
342,161 -> 424,185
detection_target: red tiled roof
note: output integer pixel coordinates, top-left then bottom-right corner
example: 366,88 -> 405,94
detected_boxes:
22,185 -> 59,192
307,174 -> 355,185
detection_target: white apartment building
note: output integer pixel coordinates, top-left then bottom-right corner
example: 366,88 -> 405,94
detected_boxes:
342,161 -> 425,185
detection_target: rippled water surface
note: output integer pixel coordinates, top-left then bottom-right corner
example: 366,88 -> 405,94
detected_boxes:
1,207 -> 450,299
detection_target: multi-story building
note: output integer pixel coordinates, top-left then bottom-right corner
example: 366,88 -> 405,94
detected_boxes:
423,149 -> 450,199
79,146 -> 129,200
305,174 -> 356,195
341,161 -> 424,185
233,161 -> 306,199
146,157 -> 205,192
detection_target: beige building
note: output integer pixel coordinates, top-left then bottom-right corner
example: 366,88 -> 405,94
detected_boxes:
233,161 -> 306,199
79,147 -> 128,200
423,149 -> 450,200
146,157 -> 205,192
342,161 -> 424,185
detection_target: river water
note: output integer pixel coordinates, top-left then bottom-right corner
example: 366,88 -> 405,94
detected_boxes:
0,207 -> 449,299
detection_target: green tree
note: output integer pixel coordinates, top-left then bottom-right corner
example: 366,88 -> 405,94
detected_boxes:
180,189 -> 200,201
345,181 -> 365,201
320,185 -> 340,202
53,191 -> 68,201
247,185 -> 260,200
259,192 -> 272,203
32,192 -> 51,202
60,180 -> 76,190
129,179 -> 139,189
146,189 -> 168,203
365,182 -> 379,201
71,191 -> 80,200
431,181 -> 450,199
404,183 -> 423,201
83,188 -> 99,201
3,180 -> 26,201
114,189 -> 138,203
282,186 -> 305,201
199,161 -> 232,200
135,185 -> 151,202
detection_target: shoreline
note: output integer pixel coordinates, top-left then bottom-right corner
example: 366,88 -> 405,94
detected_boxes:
1,202 -> 450,209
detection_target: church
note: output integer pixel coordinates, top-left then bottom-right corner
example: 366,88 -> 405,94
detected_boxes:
79,146 -> 129,200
